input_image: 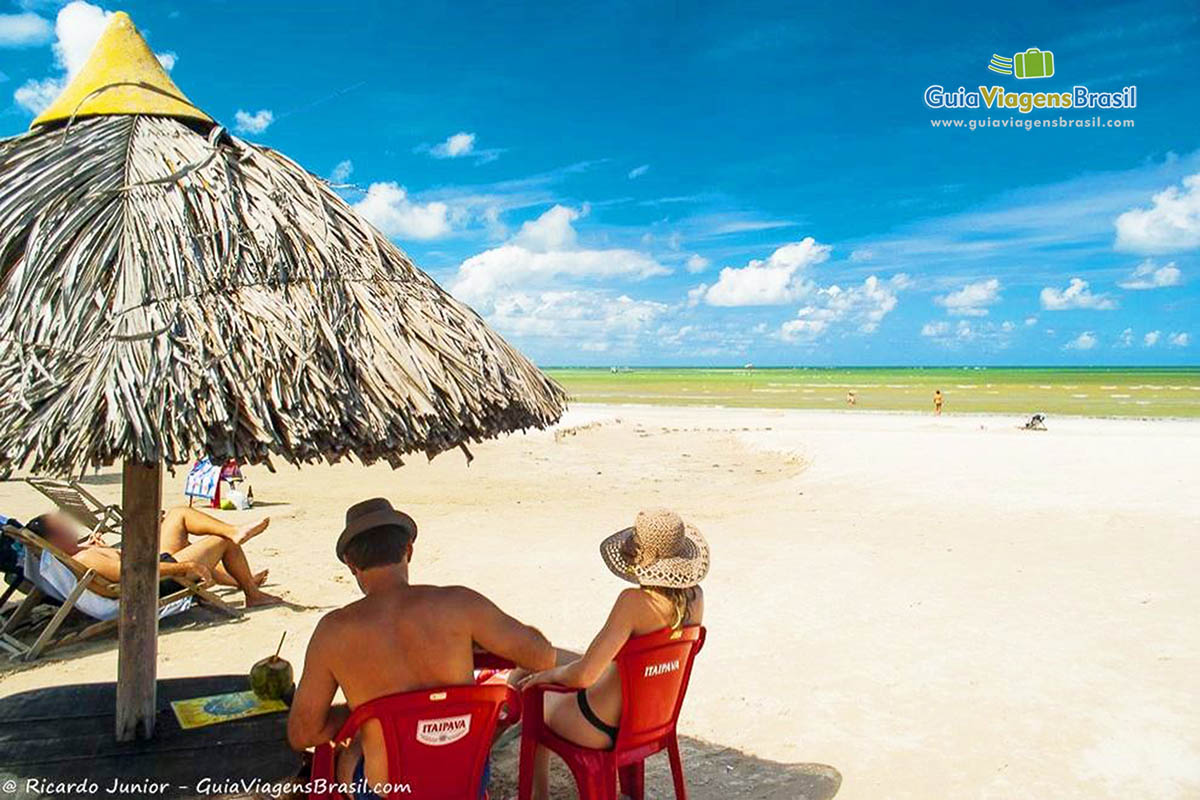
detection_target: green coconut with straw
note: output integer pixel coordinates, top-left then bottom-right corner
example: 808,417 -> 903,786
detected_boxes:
250,632 -> 294,701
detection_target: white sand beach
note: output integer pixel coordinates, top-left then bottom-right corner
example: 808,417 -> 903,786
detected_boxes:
1,406 -> 1197,799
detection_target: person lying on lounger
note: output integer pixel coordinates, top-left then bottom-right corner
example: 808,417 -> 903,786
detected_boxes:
514,508 -> 708,800
26,506 -> 282,608
286,498 -> 556,800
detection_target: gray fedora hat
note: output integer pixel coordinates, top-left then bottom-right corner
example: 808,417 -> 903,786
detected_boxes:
336,498 -> 418,562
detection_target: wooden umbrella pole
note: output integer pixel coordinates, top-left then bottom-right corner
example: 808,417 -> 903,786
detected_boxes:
115,460 -> 163,741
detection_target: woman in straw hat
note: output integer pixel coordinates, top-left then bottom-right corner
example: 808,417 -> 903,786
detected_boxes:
517,509 -> 708,798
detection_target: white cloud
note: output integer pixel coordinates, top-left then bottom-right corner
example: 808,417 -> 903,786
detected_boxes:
1169,331 -> 1190,347
1117,327 -> 1134,347
777,274 -> 909,341
628,164 -> 649,179
432,132 -> 476,158
1117,259 -> 1182,290
54,1 -> 110,76
234,108 -> 274,135
14,77 -> 61,114
849,248 -> 874,262
13,2 -> 174,115
1040,278 -> 1117,310
420,131 -> 501,164
1115,173 -> 1200,254
155,50 -> 176,71
701,238 -> 832,306
453,205 -> 667,305
1143,330 -> 1161,347
921,318 -> 1014,347
509,204 -> 580,250
353,182 -> 454,240
935,278 -> 1002,316
448,205 -> 671,352
486,290 -> 668,346
1025,316 -> 1039,326
685,254 -> 710,274
0,12 -> 52,47
329,159 -> 353,183
1064,331 -> 1098,351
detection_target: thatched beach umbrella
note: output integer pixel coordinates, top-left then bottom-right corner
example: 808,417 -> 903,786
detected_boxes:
0,12 -> 566,740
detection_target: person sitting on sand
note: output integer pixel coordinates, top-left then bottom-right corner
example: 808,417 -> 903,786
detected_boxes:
287,498 -> 556,800
516,509 -> 708,800
27,506 -> 281,607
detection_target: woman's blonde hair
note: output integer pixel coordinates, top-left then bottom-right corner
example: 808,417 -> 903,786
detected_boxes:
643,585 -> 699,630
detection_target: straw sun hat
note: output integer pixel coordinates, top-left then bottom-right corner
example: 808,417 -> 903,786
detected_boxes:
600,509 -> 709,588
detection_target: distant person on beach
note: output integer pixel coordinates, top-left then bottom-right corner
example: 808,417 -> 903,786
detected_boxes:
287,498 -> 555,799
934,389 -> 944,415
27,506 -> 282,607
514,509 -> 708,800
847,390 -> 857,406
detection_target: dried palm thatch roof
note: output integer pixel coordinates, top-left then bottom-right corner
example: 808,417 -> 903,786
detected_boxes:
0,14 -> 566,478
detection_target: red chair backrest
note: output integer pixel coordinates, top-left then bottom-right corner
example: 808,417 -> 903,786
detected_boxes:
330,683 -> 518,800
614,625 -> 706,752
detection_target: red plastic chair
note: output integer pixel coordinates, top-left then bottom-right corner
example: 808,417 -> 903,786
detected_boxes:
308,682 -> 519,800
517,625 -> 706,800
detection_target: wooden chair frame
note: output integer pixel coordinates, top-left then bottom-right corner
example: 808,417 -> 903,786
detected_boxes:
24,477 -> 125,542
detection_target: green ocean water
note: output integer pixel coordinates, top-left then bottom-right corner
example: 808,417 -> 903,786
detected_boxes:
544,367 -> 1200,418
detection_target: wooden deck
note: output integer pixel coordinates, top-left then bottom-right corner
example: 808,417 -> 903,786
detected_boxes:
0,674 -> 300,799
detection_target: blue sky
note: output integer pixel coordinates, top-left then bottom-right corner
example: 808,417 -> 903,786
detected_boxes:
2,0 -> 1198,366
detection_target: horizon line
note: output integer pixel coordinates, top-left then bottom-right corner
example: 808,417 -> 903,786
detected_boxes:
541,364 -> 1200,370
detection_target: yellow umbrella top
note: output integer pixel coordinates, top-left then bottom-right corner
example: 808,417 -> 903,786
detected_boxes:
32,11 -> 212,128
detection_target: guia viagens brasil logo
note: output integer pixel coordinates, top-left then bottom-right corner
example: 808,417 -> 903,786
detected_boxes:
924,47 -> 1136,114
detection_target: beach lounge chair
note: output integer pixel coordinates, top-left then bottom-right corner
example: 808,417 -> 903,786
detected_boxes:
0,522 -> 240,661
0,513 -> 36,656
517,625 -> 707,800
308,683 -> 520,800
24,477 -> 124,542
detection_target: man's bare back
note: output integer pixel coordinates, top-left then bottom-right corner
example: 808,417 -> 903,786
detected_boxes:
318,583 -> 533,704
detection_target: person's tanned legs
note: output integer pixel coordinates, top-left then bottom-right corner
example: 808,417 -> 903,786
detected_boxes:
159,507 -> 271,551
173,535 -> 282,607
160,507 -> 270,587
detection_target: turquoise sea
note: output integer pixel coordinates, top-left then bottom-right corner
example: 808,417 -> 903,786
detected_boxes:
544,367 -> 1200,418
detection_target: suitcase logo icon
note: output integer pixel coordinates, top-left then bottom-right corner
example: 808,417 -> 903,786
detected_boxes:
988,48 -> 1055,79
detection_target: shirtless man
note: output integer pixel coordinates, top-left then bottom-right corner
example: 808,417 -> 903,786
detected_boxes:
287,498 -> 555,799
29,506 -> 282,607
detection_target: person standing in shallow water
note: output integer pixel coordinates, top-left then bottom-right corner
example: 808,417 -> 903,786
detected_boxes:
934,389 -> 944,415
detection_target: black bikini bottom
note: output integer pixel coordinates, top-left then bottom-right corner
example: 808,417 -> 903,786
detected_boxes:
158,552 -> 186,597
576,690 -> 619,743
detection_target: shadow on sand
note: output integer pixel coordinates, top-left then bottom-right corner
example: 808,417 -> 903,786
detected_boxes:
0,586 -> 329,676
487,733 -> 842,800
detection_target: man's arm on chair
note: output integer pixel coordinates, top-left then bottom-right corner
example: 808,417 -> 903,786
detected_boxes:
288,616 -> 349,750
460,587 -> 555,671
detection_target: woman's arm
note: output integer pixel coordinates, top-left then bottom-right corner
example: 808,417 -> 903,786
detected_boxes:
522,589 -> 641,689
